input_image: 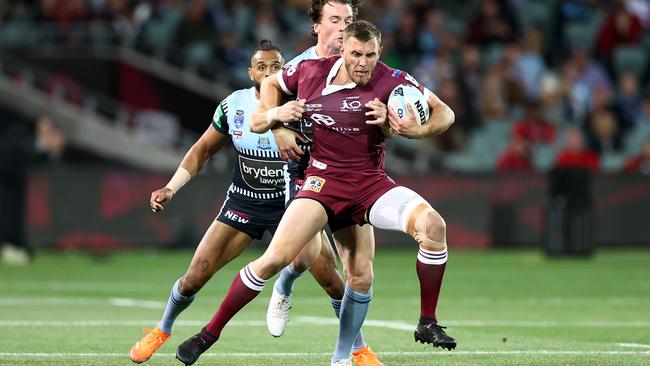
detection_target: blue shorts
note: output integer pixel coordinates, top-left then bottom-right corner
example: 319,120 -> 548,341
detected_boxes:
216,195 -> 284,240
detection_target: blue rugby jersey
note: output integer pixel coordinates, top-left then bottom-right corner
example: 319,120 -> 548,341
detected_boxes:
212,87 -> 286,205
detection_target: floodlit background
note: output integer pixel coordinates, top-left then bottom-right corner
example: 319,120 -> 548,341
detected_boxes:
0,0 -> 649,365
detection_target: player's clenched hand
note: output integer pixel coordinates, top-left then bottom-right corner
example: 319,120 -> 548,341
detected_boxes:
388,104 -> 425,139
365,98 -> 387,126
277,99 -> 305,122
150,187 -> 173,213
272,126 -> 308,160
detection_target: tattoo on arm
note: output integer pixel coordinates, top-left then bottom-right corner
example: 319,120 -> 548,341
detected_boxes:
200,260 -> 209,272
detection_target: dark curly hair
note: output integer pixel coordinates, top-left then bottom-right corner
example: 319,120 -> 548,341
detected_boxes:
308,0 -> 362,37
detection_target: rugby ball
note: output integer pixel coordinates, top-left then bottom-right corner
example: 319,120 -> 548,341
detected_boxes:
387,84 -> 429,125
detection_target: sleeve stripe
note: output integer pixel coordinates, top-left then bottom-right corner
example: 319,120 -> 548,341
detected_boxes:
277,72 -> 293,95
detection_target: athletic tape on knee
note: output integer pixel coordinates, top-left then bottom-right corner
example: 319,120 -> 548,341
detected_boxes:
368,186 -> 428,233
417,247 -> 448,265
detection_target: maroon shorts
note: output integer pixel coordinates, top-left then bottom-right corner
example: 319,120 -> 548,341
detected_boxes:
296,166 -> 397,226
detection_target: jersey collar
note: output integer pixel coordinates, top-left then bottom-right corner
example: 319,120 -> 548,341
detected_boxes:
322,57 -> 357,96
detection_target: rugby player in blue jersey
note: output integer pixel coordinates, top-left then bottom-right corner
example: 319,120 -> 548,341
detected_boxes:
130,40 -> 307,364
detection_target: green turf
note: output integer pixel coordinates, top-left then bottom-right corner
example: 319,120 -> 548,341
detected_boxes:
1,249 -> 649,365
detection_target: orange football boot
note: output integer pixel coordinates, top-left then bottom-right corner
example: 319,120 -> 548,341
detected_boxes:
129,327 -> 171,363
352,345 -> 384,366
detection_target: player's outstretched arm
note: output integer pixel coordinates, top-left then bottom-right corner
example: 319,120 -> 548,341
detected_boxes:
150,126 -> 229,212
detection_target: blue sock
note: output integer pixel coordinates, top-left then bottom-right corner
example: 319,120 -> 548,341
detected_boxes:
332,286 -> 372,362
331,298 -> 367,352
158,278 -> 195,334
273,265 -> 305,296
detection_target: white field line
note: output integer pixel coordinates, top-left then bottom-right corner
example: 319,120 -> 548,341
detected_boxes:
0,351 -> 649,357
1,317 -> 650,328
2,296 -> 649,307
618,343 -> 650,349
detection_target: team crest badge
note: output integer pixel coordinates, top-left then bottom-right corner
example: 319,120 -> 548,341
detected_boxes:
234,109 -> 245,129
257,136 -> 271,150
303,176 -> 326,193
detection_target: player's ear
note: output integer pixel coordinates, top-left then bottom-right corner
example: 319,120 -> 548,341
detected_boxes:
313,22 -> 320,36
378,46 -> 383,58
247,67 -> 254,81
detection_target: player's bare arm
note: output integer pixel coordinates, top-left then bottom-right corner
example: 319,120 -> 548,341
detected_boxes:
388,92 -> 454,139
250,76 -> 305,133
150,127 -> 229,212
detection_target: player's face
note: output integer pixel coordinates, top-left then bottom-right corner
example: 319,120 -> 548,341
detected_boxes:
341,36 -> 381,85
248,50 -> 284,92
314,2 -> 354,53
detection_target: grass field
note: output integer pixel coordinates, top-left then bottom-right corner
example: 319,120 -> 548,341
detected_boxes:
1,249 -> 649,366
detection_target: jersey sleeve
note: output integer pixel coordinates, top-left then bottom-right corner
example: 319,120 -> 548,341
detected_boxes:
396,70 -> 430,99
211,98 -> 229,135
277,60 -> 303,96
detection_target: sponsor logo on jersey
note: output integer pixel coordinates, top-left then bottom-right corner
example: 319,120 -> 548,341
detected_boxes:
305,103 -> 322,112
311,113 -> 336,126
257,137 -> 271,150
391,70 -> 402,78
239,156 -> 286,190
303,176 -> 326,193
293,178 -> 304,192
234,109 -> 245,129
224,209 -> 252,224
233,130 -> 243,139
340,96 -> 362,112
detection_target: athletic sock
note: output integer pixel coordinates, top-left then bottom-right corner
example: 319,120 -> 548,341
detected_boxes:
416,247 -> 448,320
332,285 -> 372,362
158,278 -> 195,334
331,298 -> 367,352
274,265 -> 305,296
205,264 -> 266,337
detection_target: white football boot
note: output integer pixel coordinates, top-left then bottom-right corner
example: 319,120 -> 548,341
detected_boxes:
266,286 -> 291,337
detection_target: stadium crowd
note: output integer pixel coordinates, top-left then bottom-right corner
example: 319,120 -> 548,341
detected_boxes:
1,0 -> 649,174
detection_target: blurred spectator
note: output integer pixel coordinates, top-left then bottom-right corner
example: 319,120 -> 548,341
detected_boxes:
615,71 -> 644,130
623,139 -> 650,174
0,115 -> 67,265
570,47 -> 613,97
595,0 -> 643,56
585,109 -> 623,155
515,27 -> 547,100
554,127 -> 600,172
393,9 -> 420,64
624,0 -> 650,29
497,136 -> 533,172
513,100 -> 557,145
455,44 -> 483,131
539,73 -> 565,124
559,61 -> 592,123
173,0 -> 216,48
467,0 -> 518,46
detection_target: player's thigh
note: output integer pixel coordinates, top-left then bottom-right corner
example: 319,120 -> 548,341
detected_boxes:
254,198 -> 328,276
186,220 -> 253,277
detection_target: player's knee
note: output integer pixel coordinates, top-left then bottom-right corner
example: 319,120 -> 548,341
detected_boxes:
258,250 -> 294,277
415,210 -> 446,250
346,271 -> 373,293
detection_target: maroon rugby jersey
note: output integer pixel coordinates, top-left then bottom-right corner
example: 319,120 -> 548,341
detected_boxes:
278,56 -> 427,171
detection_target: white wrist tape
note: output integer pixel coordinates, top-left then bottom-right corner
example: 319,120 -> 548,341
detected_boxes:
165,167 -> 192,194
266,107 -> 279,124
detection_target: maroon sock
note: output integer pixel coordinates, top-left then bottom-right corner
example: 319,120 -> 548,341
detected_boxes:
416,248 -> 448,321
205,265 -> 266,336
